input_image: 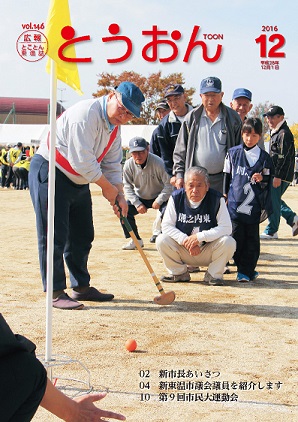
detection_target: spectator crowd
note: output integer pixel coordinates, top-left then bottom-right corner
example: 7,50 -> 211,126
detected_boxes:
0,143 -> 37,190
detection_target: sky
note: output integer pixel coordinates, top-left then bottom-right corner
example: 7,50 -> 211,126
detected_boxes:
2,0 -> 298,125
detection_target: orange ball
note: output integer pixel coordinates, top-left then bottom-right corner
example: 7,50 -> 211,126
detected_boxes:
125,339 -> 137,352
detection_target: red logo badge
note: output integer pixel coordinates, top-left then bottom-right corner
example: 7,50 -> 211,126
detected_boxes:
16,30 -> 48,62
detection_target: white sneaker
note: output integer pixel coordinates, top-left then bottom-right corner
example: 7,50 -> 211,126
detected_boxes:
292,215 -> 298,236
260,232 -> 278,239
122,238 -> 144,250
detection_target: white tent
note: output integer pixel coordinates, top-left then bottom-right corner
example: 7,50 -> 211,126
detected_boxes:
120,124 -> 157,147
0,124 -> 50,146
0,124 -> 157,147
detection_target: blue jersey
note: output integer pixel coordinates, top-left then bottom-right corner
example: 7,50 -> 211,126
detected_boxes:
226,145 -> 272,224
172,188 -> 222,236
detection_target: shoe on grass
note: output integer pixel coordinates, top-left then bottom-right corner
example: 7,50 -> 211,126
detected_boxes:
160,271 -> 190,282
122,238 -> 144,250
52,293 -> 84,310
260,232 -> 278,239
292,215 -> 298,236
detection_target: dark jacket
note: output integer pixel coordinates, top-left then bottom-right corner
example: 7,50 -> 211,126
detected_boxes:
150,105 -> 192,176
0,313 -> 36,357
269,121 -> 295,183
173,103 -> 242,179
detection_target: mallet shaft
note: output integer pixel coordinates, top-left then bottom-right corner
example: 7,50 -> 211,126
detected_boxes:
120,214 -> 166,295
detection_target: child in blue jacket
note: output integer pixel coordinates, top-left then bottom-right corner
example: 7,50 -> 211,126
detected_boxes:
223,118 -> 273,282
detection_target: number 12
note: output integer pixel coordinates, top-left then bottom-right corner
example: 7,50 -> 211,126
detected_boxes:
255,34 -> 285,58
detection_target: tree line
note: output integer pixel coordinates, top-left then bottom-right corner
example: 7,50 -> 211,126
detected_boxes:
93,71 -> 298,147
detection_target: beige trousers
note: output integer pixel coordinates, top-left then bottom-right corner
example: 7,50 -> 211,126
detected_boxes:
156,233 -> 236,280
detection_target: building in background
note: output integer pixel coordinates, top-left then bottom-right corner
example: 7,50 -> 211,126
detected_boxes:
0,97 -> 65,124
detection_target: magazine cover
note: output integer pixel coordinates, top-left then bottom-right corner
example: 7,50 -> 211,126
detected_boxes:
1,1 -> 297,421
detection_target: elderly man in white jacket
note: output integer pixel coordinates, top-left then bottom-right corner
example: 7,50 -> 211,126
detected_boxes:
156,166 -> 236,286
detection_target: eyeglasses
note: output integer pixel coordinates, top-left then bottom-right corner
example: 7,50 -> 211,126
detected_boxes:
115,93 -> 134,118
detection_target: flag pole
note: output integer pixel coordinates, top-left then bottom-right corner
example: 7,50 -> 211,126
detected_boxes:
44,0 -> 83,364
45,58 -> 57,363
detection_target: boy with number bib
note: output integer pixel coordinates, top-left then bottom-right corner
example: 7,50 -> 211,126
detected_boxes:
223,118 -> 273,282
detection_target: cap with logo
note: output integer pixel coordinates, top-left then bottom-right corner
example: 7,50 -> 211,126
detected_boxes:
129,137 -> 148,153
164,84 -> 184,98
200,77 -> 222,94
154,100 -> 170,112
232,88 -> 252,101
115,82 -> 145,118
263,106 -> 284,117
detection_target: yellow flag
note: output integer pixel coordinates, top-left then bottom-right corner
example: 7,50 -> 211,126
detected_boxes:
45,0 -> 83,95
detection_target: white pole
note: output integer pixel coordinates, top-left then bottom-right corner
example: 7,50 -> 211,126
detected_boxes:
45,59 -> 57,362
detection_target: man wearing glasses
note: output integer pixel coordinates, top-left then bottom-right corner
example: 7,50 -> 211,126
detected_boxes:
29,82 -> 145,310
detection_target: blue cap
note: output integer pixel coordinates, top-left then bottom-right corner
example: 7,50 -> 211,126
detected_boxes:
232,88 -> 252,101
115,82 -> 145,118
129,137 -> 148,152
200,77 -> 222,94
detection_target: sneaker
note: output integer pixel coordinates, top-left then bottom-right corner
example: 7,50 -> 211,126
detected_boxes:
260,232 -> 278,239
208,278 -> 224,286
150,235 -> 158,243
160,271 -> 190,282
187,266 -> 201,273
72,286 -> 114,302
237,272 -> 250,282
204,271 -> 224,286
292,215 -> 298,236
122,238 -> 144,250
251,271 -> 259,281
52,293 -> 84,310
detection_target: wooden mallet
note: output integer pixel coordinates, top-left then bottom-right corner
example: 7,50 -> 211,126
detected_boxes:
119,209 -> 175,305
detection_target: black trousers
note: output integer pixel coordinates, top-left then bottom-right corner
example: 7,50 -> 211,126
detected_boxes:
13,167 -> 29,189
121,197 -> 167,239
0,351 -> 47,422
13,167 -> 22,189
1,164 -> 8,187
232,220 -> 260,279
1,164 -> 13,188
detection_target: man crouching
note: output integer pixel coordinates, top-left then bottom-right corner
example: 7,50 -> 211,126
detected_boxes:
156,166 -> 236,286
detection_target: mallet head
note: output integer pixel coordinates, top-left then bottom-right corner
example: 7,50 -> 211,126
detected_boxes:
153,291 -> 176,305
